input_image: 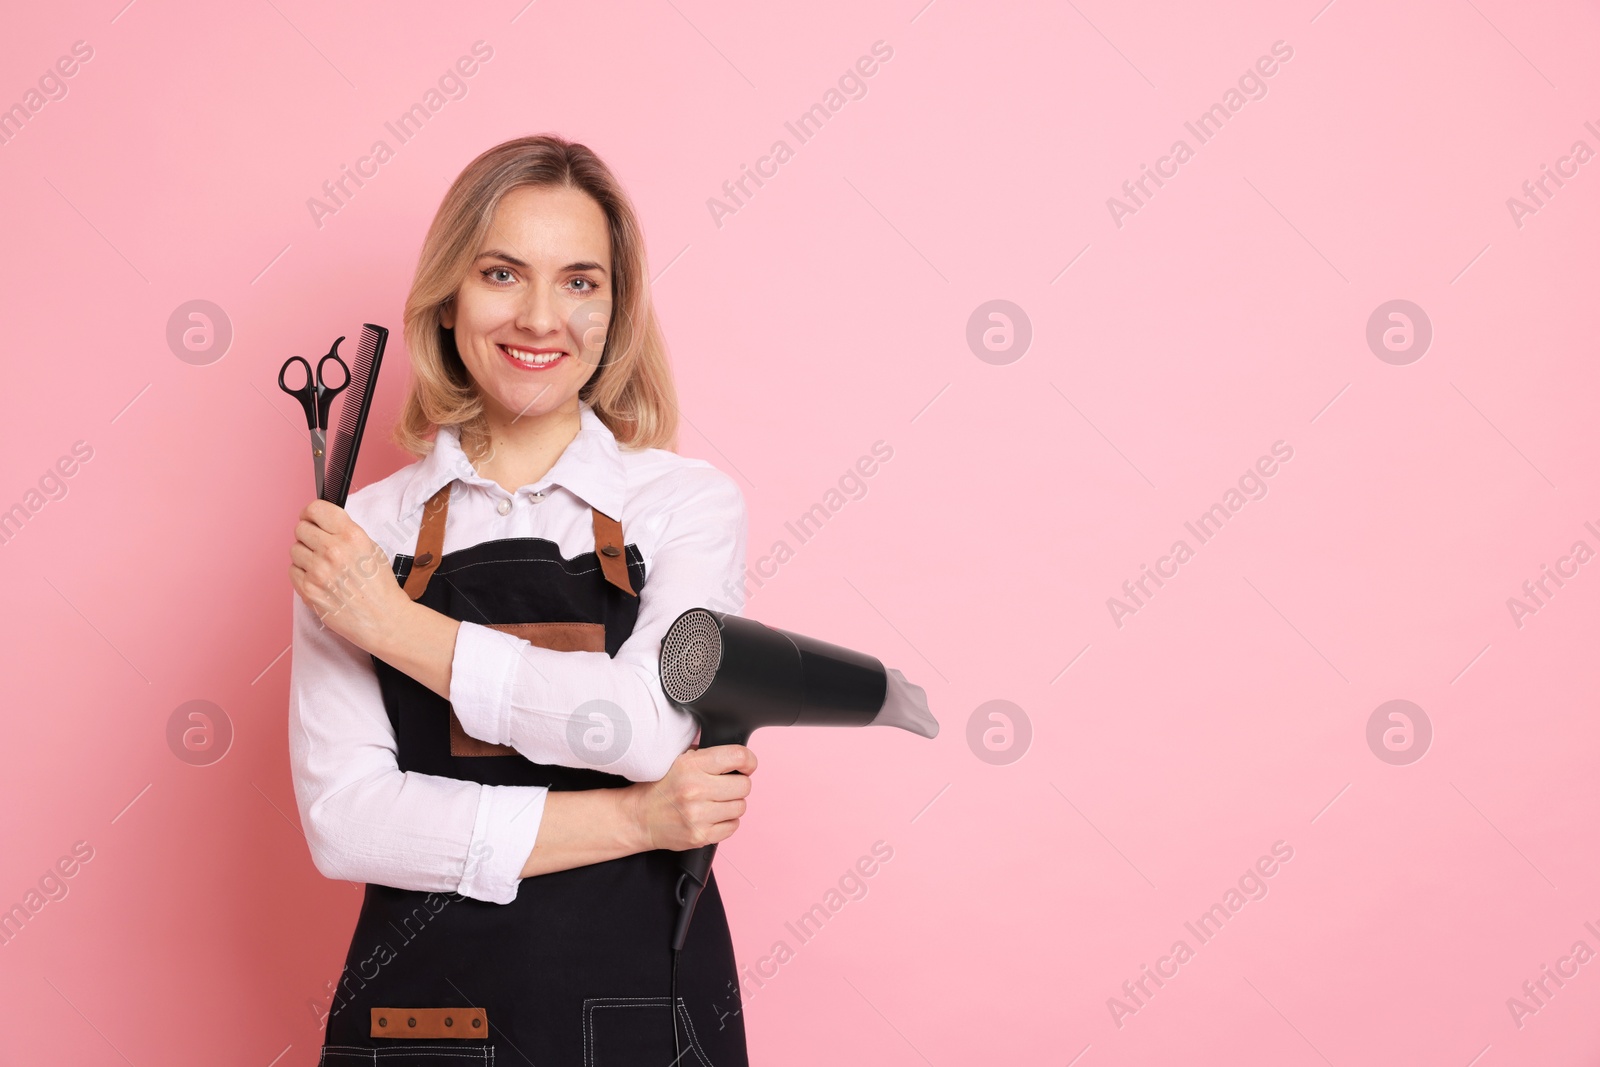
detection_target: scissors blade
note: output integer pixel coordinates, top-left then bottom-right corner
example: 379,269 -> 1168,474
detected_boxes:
311,427 -> 327,500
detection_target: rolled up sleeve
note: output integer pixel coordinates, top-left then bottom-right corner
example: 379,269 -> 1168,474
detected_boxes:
287,560 -> 547,905
448,466 -> 748,783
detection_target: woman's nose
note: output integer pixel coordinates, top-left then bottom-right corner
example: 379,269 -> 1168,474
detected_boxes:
514,277 -> 563,336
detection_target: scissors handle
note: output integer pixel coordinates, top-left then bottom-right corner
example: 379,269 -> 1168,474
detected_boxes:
315,348 -> 350,430
280,335 -> 354,499
277,356 -> 318,429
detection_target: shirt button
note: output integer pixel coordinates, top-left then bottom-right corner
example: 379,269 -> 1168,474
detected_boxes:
530,491 -> 546,504
496,497 -> 512,515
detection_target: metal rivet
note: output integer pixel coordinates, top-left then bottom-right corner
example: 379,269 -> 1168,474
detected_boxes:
600,545 -> 620,558
408,1017 -> 417,1027
416,552 -> 434,567
378,1017 -> 387,1028
472,1017 -> 482,1029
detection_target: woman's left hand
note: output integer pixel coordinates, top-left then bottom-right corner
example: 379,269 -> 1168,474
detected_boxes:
289,499 -> 411,654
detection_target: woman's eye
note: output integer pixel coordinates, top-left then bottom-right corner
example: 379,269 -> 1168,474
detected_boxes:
570,277 -> 599,293
483,268 -> 515,285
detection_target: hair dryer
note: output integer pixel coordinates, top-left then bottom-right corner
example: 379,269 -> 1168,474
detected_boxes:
658,607 -> 938,950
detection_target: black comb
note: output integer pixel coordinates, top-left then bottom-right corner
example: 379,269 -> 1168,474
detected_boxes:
321,323 -> 388,507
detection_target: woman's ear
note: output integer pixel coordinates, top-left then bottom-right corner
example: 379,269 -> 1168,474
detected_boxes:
440,298 -> 454,330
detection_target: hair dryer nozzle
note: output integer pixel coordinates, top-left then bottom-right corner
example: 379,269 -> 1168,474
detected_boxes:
871,667 -> 939,738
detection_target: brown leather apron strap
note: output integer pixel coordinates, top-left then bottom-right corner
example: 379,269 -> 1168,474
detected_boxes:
403,484 -> 636,600
402,484 -> 451,601
591,507 -> 637,597
371,1006 -> 486,1038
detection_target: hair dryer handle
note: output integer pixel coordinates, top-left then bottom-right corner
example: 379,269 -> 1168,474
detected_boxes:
671,843 -> 715,951
670,722 -> 752,950
696,720 -> 752,751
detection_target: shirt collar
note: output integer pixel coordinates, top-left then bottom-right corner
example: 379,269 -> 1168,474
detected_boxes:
399,402 -> 627,520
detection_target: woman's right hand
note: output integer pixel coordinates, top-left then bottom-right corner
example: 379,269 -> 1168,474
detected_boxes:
628,744 -> 757,852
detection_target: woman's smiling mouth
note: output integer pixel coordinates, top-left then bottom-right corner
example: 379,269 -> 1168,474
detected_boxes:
499,343 -> 568,370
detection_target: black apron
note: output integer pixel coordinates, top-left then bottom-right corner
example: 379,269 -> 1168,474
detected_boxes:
318,483 -> 749,1066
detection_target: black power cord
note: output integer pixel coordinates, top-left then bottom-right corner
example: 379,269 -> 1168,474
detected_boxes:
670,944 -> 683,1064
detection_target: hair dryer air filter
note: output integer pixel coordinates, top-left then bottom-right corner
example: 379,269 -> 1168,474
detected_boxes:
658,608 -> 937,950
659,609 -> 724,704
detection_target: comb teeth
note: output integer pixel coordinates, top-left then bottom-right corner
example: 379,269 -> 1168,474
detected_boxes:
322,323 -> 388,507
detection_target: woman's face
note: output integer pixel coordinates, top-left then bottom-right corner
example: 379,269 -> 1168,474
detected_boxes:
442,183 -> 613,430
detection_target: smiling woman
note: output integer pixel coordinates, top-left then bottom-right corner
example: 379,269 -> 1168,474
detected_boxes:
439,184 -> 617,450
287,134 -> 755,1067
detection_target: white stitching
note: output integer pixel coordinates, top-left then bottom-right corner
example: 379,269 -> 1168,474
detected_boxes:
319,1047 -> 492,1064
318,1055 -> 486,1062
676,999 -> 717,1067
582,997 -> 671,1067
436,557 -> 614,578
580,998 -> 716,1067
401,534 -> 641,570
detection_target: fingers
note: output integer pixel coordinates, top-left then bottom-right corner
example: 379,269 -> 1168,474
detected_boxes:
690,743 -> 757,776
666,757 -> 752,803
299,498 -> 349,532
645,750 -> 755,849
682,803 -> 745,847
292,506 -> 385,576
700,770 -> 752,802
288,523 -> 349,583
294,518 -> 330,553
705,797 -> 748,822
704,816 -> 742,845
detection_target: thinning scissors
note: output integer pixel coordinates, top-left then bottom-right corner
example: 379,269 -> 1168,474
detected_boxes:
278,336 -> 350,499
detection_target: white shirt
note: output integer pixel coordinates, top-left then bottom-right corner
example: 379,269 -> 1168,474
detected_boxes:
287,402 -> 748,905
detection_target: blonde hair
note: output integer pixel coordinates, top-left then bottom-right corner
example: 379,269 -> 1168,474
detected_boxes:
393,134 -> 680,458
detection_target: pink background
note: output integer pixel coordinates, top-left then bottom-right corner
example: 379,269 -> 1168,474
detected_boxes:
2,0 -> 1598,1063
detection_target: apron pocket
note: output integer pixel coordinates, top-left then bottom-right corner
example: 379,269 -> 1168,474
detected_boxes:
320,1046 -> 493,1064
583,997 -> 715,1067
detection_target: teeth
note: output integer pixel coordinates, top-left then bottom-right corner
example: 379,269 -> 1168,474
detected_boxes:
504,345 -> 563,364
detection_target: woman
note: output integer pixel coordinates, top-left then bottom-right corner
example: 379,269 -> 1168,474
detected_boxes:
287,134 -> 755,1066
